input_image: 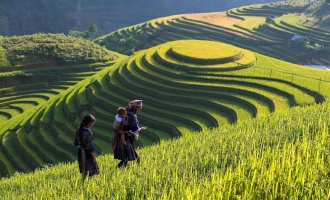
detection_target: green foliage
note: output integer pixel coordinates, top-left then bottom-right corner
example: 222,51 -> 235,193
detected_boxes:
0,33 -> 117,67
69,23 -> 101,40
67,30 -> 86,38
0,101 -> 329,199
0,46 -> 10,67
88,22 -> 98,33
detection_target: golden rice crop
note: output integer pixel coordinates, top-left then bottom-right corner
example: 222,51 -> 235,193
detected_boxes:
165,40 -> 240,59
0,101 -> 329,199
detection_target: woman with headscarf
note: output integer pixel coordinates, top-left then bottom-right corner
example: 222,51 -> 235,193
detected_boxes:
74,114 -> 99,180
113,100 -> 146,168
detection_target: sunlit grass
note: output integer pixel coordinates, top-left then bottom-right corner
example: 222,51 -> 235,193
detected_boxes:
0,39 -> 329,180
168,40 -> 240,59
236,16 -> 266,31
0,101 -> 329,199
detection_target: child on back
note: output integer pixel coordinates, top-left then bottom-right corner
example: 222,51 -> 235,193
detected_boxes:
113,107 -> 128,145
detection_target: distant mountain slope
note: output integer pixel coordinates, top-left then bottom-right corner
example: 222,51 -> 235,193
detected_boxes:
0,0 -> 75,36
302,0 -> 330,30
95,1 -> 330,67
0,0 -> 283,36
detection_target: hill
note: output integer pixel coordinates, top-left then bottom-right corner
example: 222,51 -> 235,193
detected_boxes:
95,1 -> 330,67
0,34 -> 119,110
0,100 -> 329,199
0,0 -> 284,36
0,33 -> 118,68
303,0 -> 330,30
0,39 -> 329,178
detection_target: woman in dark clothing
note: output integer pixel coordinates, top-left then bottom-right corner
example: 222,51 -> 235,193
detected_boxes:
74,114 -> 99,180
113,100 -> 146,168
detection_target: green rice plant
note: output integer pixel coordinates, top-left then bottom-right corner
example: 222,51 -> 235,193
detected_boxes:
238,16 -> 268,31
156,42 -> 255,71
39,98 -> 58,125
65,88 -> 79,117
77,86 -> 91,107
24,126 -> 71,164
128,54 -> 260,121
0,111 -> 11,121
0,101 -> 329,199
15,128 -> 44,167
0,148 -> 16,176
1,131 -> 37,173
130,44 -> 290,111
9,102 -> 38,113
0,108 -> 21,119
1,39 -> 329,178
53,95 -> 70,125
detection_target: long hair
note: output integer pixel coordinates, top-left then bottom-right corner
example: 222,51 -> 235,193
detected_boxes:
79,114 -> 95,131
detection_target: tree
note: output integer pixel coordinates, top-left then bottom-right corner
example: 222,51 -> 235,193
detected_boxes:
87,22 -> 99,40
89,22 -> 98,33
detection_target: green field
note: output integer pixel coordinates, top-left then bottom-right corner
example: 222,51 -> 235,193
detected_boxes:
0,100 -> 329,199
0,1 -> 330,198
0,39 -> 329,178
96,1 -> 330,67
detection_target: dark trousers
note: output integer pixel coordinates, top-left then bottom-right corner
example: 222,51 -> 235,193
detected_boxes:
117,156 -> 140,168
117,159 -> 128,168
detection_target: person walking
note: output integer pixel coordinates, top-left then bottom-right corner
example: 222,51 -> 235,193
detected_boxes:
113,100 -> 146,168
74,114 -> 99,180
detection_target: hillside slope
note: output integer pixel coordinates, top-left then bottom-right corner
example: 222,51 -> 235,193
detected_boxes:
0,33 -> 118,68
0,39 -> 329,178
95,1 -> 330,67
0,33 -> 121,153
0,100 -> 329,199
303,0 -> 330,30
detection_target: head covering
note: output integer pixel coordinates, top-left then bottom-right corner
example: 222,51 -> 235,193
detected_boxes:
127,100 -> 143,114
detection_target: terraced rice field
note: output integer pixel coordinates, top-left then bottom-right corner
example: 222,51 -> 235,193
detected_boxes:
0,65 -> 105,122
0,40 -> 328,178
96,1 -> 330,67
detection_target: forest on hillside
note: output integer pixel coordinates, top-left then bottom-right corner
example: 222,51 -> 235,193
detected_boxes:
0,0 -> 284,36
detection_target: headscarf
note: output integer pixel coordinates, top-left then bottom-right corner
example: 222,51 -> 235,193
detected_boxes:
126,100 -> 143,114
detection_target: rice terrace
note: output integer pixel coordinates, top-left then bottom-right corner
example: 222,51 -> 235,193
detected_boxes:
0,0 -> 330,199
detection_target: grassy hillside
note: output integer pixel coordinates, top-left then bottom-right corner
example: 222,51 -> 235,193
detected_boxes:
0,100 -> 329,199
0,33 -> 118,68
303,0 -> 330,30
0,39 -> 329,178
0,33 -> 121,128
0,1 -> 329,191
95,1 -> 330,67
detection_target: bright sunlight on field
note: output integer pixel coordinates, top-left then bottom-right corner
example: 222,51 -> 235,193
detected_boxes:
0,101 -> 329,199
